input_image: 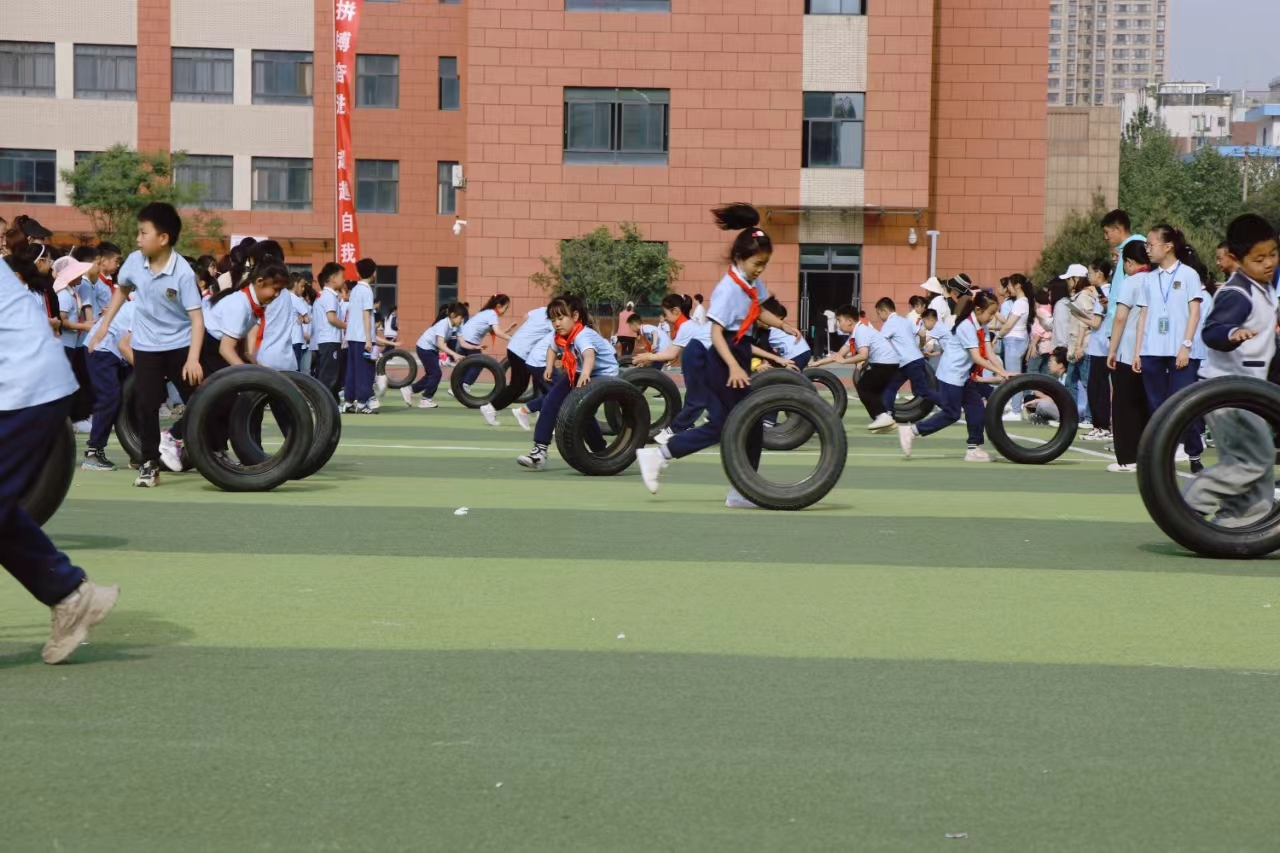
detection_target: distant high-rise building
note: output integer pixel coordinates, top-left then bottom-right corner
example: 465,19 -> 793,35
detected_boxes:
1048,1 -> 1169,106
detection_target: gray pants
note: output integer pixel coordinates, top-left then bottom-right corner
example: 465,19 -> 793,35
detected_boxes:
1183,408 -> 1275,526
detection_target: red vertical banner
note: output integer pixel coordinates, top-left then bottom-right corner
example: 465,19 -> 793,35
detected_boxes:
334,0 -> 364,279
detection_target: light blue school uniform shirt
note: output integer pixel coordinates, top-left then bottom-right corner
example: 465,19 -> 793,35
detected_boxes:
673,317 -> 712,349
852,322 -> 899,364
1085,296 -> 1111,358
290,294 -> 309,346
1191,290 -> 1212,362
313,289 -> 342,346
706,268 -> 768,335
116,249 -> 202,352
217,289 -> 265,342
92,280 -> 113,318
507,308 -> 554,361
460,308 -> 501,347
57,288 -> 82,348
936,317 -> 981,387
567,327 -> 620,377
769,327 -> 810,360
1112,271 -> 1145,365
257,292 -> 298,370
88,300 -> 136,361
640,323 -> 673,354
1135,261 -> 1203,357
0,261 -> 79,411
416,317 -> 456,352
880,313 -> 924,366
344,282 -> 374,343
526,330 -> 556,368
1103,235 -> 1145,337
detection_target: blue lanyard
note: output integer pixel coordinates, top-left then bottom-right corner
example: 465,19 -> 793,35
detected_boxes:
1156,262 -> 1181,305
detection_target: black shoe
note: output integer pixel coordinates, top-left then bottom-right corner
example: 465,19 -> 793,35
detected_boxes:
81,448 -> 117,471
133,460 -> 160,488
1190,458 -> 1204,475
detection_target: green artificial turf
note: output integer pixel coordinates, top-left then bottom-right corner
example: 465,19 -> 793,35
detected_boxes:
3,400 -> 1279,852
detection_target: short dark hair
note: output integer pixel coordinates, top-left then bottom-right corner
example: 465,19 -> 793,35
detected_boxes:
627,314 -> 642,325
356,258 -> 377,280
875,297 -> 896,313
760,296 -> 786,319
1100,209 -> 1131,231
318,262 -> 346,286
96,241 -> 121,258
70,245 -> 98,263
137,202 -> 182,247
1225,214 -> 1278,263
922,308 -> 938,321
835,304 -> 858,320
1090,257 -> 1114,280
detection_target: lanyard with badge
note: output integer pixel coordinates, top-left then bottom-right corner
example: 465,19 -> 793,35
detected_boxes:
1155,262 -> 1182,336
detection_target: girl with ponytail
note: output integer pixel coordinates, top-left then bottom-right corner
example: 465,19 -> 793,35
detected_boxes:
632,292 -> 711,444
898,291 -> 1010,461
1132,224 -> 1206,472
457,293 -> 518,425
635,204 -> 804,507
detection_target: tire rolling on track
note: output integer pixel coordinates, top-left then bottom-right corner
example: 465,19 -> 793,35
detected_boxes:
984,374 -> 1078,464
228,371 -> 343,480
20,419 -> 76,527
498,358 -> 536,405
449,354 -> 507,409
555,378 -> 651,476
721,386 -> 847,511
751,369 -> 818,451
185,365 -> 314,492
802,367 -> 849,420
114,374 -> 144,465
1137,377 -> 1280,558
893,360 -> 938,424
605,368 -> 682,441
376,348 -> 418,390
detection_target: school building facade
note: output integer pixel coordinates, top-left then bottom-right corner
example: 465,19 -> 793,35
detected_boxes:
0,0 -> 1048,346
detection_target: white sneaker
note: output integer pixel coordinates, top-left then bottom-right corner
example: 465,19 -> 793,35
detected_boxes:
1107,462 -> 1137,473
1002,411 -> 1023,422
368,397 -> 381,411
654,426 -> 674,445
400,386 -> 413,407
516,450 -> 548,470
898,424 -> 916,458
447,388 -> 455,398
480,403 -> 499,426
375,375 -> 388,397
637,447 -> 668,494
513,406 -> 531,431
159,431 -> 184,472
964,447 -> 993,463
419,398 -> 439,409
725,487 -> 757,509
1175,448 -> 1191,463
462,384 -> 473,395
868,412 -> 896,431
1079,420 -> 1093,430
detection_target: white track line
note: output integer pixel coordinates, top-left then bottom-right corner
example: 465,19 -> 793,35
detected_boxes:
332,442 -> 948,459
1006,432 -> 1196,479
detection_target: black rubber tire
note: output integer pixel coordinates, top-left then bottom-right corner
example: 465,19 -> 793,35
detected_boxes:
751,369 -> 818,451
449,354 -> 507,408
1138,377 -> 1280,558
893,360 -> 938,424
114,373 -> 143,465
185,366 -> 313,492
498,358 -> 537,406
721,386 -> 847,511
555,378 -> 651,476
21,419 -> 76,527
618,355 -> 634,369
803,367 -> 849,419
620,368 -> 682,440
228,372 -> 342,479
985,374 -> 1078,464
376,348 -> 418,390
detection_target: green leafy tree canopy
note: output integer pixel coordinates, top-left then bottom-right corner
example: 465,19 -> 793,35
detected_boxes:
531,222 -> 682,321
60,145 -> 223,256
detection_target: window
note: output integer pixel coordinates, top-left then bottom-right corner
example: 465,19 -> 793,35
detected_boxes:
0,41 -> 55,97
804,0 -> 863,11
439,57 -> 459,111
251,157 -> 312,210
0,149 -> 56,203
374,266 -> 397,312
566,0 -> 670,9
172,48 -> 233,103
74,44 -> 137,100
563,87 -> 669,165
438,161 -> 458,214
287,264 -> 314,279
252,51 -> 313,105
437,267 -> 458,308
175,155 -> 233,209
356,160 -> 399,213
356,54 -> 398,108
803,92 -> 864,169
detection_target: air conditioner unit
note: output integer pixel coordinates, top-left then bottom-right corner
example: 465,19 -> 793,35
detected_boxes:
451,165 -> 467,190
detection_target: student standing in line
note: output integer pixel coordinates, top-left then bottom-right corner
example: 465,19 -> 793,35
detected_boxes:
494,302 -> 556,419
877,296 -> 942,428
410,303 -> 466,409
1078,259 -> 1114,441
343,259 -> 378,414
1105,241 -> 1153,473
88,203 -> 204,488
993,274 -> 1032,418
82,294 -> 136,472
311,263 -> 346,397
1101,209 -> 1147,287
1132,225 -> 1205,473
635,204 -> 803,507
690,293 -> 707,324
631,293 -> 710,443
289,274 -> 312,372
0,259 -> 119,664
813,305 -> 901,427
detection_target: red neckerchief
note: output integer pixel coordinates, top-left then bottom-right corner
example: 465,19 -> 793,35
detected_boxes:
969,317 -> 988,381
101,273 -> 115,292
726,266 -> 759,344
672,314 -> 687,339
557,321 -> 585,385
241,286 -> 267,347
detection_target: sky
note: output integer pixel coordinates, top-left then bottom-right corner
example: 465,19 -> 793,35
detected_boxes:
1169,0 -> 1279,91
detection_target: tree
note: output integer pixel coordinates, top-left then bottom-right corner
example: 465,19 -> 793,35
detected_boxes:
530,222 -> 682,321
1118,108 -> 1190,234
60,145 -> 223,255
1033,194 -> 1113,283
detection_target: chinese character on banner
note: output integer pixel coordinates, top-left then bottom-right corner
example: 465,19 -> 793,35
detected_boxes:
333,0 -> 364,278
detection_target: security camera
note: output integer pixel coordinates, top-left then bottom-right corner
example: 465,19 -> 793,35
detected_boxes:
452,219 -> 467,236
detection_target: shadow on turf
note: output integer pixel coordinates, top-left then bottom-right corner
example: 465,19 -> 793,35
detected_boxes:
0,610 -> 195,670
1137,541 -> 1280,566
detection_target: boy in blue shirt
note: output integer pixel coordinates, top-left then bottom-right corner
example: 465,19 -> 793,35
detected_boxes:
1183,214 -> 1280,526
89,203 -> 204,487
876,296 -> 942,430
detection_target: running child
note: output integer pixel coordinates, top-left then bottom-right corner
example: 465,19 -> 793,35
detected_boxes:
81,293 -> 136,471
456,294 -> 518,426
812,305 -> 900,427
410,303 -> 466,409
898,291 -> 1011,462
631,293 -> 709,444
877,296 -> 942,425
510,326 -> 558,431
494,302 -> 556,418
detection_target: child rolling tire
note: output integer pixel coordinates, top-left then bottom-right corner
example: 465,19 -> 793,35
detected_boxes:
449,354 -> 507,409
984,374 -> 1078,464
555,378 -> 650,476
228,372 -> 343,479
751,369 -> 817,451
376,348 -> 418,391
